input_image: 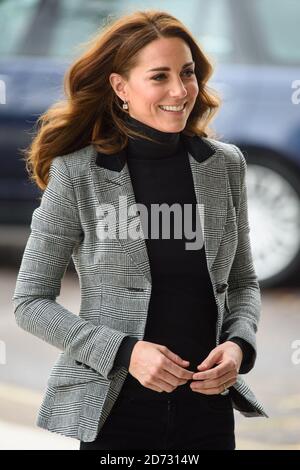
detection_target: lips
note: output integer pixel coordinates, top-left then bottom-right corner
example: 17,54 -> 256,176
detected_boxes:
159,101 -> 187,108
158,102 -> 187,111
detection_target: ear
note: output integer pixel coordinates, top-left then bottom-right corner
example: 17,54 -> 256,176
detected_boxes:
109,73 -> 128,102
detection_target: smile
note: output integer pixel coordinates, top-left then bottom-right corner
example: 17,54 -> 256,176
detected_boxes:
158,102 -> 187,113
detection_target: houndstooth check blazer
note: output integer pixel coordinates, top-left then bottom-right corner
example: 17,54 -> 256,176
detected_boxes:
12,134 -> 268,442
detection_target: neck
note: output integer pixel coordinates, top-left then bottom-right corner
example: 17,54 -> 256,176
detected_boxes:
124,113 -> 182,160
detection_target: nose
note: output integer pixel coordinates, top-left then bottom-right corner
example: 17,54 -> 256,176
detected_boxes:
169,76 -> 188,100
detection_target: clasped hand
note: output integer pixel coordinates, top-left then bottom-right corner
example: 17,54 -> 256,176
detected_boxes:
190,341 -> 243,395
129,340 -> 243,394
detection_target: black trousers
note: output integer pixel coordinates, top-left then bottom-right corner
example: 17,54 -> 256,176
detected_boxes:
79,391 -> 235,451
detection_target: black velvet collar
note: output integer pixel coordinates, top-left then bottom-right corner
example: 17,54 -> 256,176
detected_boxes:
95,119 -> 216,172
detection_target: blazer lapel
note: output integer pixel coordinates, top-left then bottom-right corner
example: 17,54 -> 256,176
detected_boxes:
90,135 -> 228,283
185,136 -> 228,271
90,146 -> 152,284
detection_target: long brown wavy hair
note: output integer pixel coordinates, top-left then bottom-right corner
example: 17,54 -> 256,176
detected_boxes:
23,9 -> 220,190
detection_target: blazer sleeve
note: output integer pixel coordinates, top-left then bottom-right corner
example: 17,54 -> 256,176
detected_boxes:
219,145 -> 262,373
12,156 -> 131,381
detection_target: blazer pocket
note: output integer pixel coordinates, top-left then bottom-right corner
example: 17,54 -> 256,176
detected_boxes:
99,282 -> 148,332
47,361 -> 104,387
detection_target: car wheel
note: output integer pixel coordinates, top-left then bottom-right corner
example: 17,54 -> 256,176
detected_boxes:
244,152 -> 300,288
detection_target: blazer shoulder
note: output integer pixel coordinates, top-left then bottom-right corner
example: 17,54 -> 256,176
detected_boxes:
52,144 -> 97,178
203,137 -> 245,166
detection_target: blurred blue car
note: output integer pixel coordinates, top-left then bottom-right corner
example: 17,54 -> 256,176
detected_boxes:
1,0 -> 300,287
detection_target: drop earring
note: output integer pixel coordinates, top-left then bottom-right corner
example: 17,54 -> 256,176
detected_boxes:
122,100 -> 129,110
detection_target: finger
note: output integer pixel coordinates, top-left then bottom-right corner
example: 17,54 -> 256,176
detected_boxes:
192,371 -> 237,390
159,346 -> 190,369
192,362 -> 231,381
161,357 -> 194,381
143,376 -> 168,393
197,348 -> 223,371
190,378 -> 237,395
157,369 -> 189,387
151,377 -> 179,393
146,384 -> 163,393
159,347 -> 194,379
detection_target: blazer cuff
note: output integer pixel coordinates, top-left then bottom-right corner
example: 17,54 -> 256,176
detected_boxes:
114,336 -> 139,369
228,336 -> 256,374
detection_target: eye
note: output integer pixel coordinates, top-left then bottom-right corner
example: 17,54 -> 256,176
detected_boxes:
151,69 -> 195,81
183,69 -> 195,78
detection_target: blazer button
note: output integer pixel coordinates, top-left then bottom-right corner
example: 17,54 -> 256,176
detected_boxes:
216,283 -> 228,293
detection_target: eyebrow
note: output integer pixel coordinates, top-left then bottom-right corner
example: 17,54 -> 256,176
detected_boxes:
146,61 -> 195,72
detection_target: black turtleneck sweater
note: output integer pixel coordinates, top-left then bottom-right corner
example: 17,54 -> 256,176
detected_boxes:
113,114 -> 253,400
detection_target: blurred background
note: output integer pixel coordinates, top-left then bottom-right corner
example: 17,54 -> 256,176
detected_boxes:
0,0 -> 300,449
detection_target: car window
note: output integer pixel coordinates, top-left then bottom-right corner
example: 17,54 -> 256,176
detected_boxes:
45,0 -> 205,59
2,0 -> 297,66
0,0 -> 41,57
1,0 -> 298,66
190,0 -> 234,64
0,0 -> 232,62
254,0 -> 300,66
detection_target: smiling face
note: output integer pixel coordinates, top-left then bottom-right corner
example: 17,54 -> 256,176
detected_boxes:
109,37 -> 199,132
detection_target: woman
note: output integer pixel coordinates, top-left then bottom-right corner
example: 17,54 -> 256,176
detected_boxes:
12,10 -> 268,450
